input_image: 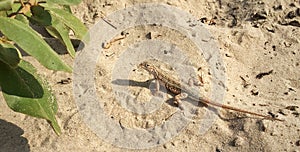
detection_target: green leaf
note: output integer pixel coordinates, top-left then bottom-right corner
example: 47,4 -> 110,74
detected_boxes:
63,5 -> 72,13
0,17 -> 72,72
47,0 -> 81,5
39,3 -> 72,13
2,1 -> 20,17
15,14 -> 29,24
45,25 -> 60,39
46,7 -> 87,40
0,0 -> 13,11
30,5 -> 51,26
0,42 -> 21,67
46,19 -> 76,57
11,2 -> 21,12
0,60 -> 60,135
0,11 -> 7,17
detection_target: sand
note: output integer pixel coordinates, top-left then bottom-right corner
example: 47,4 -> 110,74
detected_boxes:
1,0 -> 300,151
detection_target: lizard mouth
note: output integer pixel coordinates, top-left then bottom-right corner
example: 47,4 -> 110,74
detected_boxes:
138,63 -> 145,69
138,62 -> 148,70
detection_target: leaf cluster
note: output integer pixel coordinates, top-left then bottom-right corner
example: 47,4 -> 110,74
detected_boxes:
0,0 -> 87,135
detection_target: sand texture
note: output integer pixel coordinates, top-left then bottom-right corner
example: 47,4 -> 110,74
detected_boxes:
1,0 -> 300,151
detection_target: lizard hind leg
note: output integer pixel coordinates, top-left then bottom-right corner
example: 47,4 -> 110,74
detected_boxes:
174,93 -> 188,110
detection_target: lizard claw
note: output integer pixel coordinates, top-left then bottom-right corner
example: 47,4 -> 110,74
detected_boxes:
174,100 -> 185,110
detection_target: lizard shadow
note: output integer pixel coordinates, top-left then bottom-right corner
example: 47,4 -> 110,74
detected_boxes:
111,78 -> 176,96
111,78 -> 221,116
111,79 -> 154,89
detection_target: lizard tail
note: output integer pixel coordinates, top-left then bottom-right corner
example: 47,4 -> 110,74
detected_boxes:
200,98 -> 284,121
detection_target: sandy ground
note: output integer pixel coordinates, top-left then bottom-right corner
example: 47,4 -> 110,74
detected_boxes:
1,0 -> 300,151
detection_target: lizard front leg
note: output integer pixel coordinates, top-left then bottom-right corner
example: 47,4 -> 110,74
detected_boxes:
188,76 -> 203,86
155,79 -> 160,93
150,79 -> 164,97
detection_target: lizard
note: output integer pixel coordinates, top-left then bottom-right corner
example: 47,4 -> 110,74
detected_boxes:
138,59 -> 283,121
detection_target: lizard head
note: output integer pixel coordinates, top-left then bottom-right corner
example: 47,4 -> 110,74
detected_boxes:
139,61 -> 156,74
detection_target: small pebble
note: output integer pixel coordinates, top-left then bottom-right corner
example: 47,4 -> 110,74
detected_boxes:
296,140 -> 300,146
232,136 -> 245,147
145,120 -> 155,128
146,31 -> 162,39
256,120 -> 267,132
163,144 -> 168,149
